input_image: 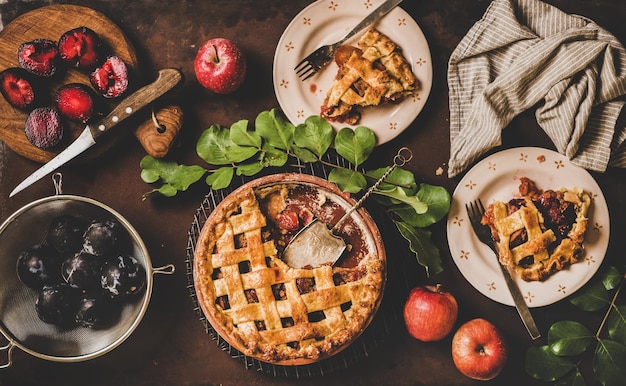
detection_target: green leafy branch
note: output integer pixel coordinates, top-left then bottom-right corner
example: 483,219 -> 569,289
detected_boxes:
140,108 -> 450,276
525,266 -> 626,386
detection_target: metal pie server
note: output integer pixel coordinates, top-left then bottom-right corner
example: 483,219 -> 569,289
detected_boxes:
283,147 -> 412,268
10,68 -> 182,198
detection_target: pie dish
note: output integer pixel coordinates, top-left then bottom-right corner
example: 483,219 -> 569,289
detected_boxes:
193,173 -> 385,365
481,177 -> 591,282
273,0 -> 432,145
320,28 -> 418,125
447,147 -> 609,307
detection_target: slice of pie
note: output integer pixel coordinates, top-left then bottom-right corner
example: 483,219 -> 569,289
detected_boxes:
193,174 -> 385,365
320,28 -> 418,125
481,177 -> 591,282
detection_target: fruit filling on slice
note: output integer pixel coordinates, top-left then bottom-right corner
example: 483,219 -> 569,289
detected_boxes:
481,177 -> 591,281
320,29 -> 418,125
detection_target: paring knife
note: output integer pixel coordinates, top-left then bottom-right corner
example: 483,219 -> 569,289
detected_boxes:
10,68 -> 183,197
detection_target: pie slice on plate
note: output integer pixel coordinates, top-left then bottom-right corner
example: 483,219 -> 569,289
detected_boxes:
320,28 -> 418,125
481,177 -> 592,281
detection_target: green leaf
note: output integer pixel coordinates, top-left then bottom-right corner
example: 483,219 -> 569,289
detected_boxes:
334,126 -> 375,167
373,186 -> 428,214
368,166 -> 417,194
261,144 -> 288,167
156,184 -> 178,197
594,339 -> 626,386
225,144 -> 258,163
293,115 -> 333,157
554,369 -> 586,386
139,155 -> 168,179
394,221 -> 443,276
569,276 -> 611,311
255,108 -> 295,150
328,167 -> 367,193
236,162 -> 264,177
169,167 -> 206,191
376,184 -> 450,228
608,305 -> 626,345
230,119 -> 262,148
600,266 -> 623,291
416,184 -> 451,211
140,155 -> 205,191
140,168 -> 160,184
196,124 -> 232,165
206,166 -> 234,190
525,345 -> 577,381
548,320 -> 594,356
291,145 -> 319,163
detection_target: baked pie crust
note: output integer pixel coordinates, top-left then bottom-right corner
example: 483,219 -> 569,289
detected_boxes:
481,177 -> 591,282
320,28 -> 418,125
193,174 -> 385,365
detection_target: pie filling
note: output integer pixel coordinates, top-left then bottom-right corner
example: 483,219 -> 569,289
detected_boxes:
481,177 -> 591,282
193,180 -> 384,364
320,28 -> 418,125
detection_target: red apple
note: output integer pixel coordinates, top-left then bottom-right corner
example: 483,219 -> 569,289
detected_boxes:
194,37 -> 247,94
403,284 -> 458,342
451,318 -> 508,381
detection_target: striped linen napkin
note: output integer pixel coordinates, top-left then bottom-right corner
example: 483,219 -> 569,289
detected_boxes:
447,0 -> 626,178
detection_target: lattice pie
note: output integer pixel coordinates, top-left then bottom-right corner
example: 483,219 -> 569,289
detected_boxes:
481,177 -> 591,281
320,29 -> 418,125
193,174 -> 385,365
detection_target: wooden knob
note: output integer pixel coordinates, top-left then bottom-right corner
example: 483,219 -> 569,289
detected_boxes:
134,105 -> 183,158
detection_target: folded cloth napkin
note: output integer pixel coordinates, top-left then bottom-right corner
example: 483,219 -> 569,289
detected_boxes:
447,0 -> 626,177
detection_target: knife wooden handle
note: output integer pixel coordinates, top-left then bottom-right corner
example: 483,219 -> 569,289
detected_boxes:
89,68 -> 182,140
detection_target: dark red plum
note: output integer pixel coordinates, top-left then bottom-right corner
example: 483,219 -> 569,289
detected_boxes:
75,291 -> 117,328
62,251 -> 101,290
82,218 -> 127,257
18,38 -> 60,78
101,255 -> 146,297
47,215 -> 85,256
58,26 -> 104,70
35,283 -> 79,326
16,244 -> 61,290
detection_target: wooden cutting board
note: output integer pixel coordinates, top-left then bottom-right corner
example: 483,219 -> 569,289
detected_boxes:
0,5 -> 139,163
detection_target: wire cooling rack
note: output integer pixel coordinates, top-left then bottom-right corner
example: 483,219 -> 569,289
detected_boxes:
185,151 -> 417,378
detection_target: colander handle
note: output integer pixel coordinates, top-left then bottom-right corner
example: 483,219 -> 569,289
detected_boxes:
152,264 -> 175,275
0,339 -> 15,369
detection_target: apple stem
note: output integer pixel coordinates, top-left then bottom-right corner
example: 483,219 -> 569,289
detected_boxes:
211,45 -> 220,64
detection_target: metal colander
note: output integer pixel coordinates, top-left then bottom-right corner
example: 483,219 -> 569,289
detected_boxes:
0,175 -> 174,367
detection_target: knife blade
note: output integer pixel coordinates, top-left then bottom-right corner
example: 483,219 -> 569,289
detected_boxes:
10,68 -> 182,197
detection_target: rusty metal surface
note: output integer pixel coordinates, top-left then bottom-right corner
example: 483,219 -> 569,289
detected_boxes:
0,1 -> 625,385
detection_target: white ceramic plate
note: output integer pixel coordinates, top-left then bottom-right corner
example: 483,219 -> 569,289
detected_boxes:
273,0 -> 432,145
447,147 -> 610,307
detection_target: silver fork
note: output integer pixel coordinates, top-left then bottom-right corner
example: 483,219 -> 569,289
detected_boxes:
294,0 -> 403,81
465,199 -> 542,340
